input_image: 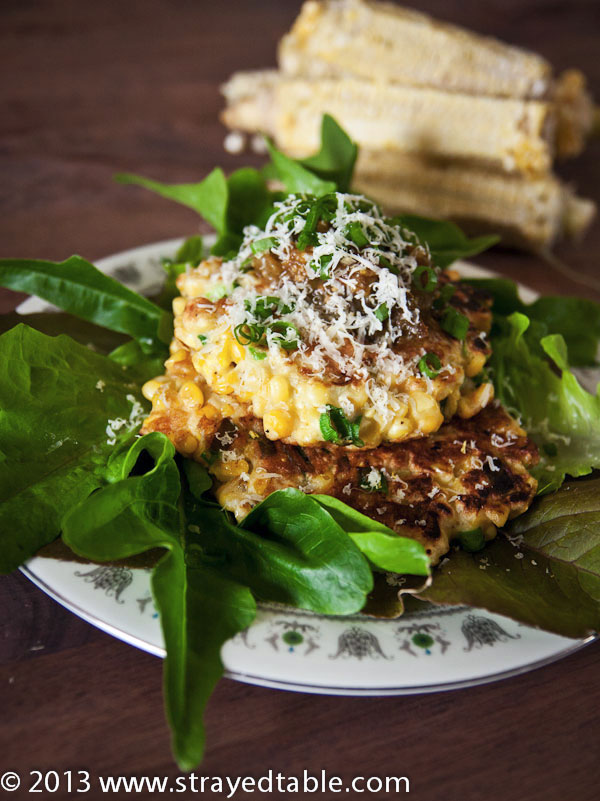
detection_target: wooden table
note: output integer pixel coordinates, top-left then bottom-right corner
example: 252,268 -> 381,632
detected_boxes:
1,1 -> 599,798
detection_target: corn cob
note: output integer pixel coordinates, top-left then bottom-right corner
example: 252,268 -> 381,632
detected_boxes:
221,70 -> 555,174
278,1 -> 593,158
354,150 -> 595,250
279,0 -> 553,100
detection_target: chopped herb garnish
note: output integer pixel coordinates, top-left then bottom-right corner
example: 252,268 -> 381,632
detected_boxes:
344,221 -> 370,248
197,334 -> 208,344
233,322 -> 265,345
250,236 -> 278,255
317,253 -> 333,279
458,528 -> 486,553
359,468 -> 388,494
375,303 -> 389,322
418,351 -> 442,379
205,284 -> 231,301
249,347 -> 267,361
319,405 -> 364,446
441,307 -> 469,341
245,295 -> 294,319
412,264 -> 438,292
433,283 -> 456,309
268,320 -> 300,350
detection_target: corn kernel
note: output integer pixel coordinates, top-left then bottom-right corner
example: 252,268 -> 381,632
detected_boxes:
465,350 -> 487,378
172,297 -> 186,316
263,408 -> 293,440
201,405 -> 219,420
230,340 -> 246,363
178,433 -> 198,454
191,352 -> 206,373
458,382 -> 494,419
409,391 -> 443,434
178,381 -> 204,408
212,459 -> 250,480
142,379 -> 162,401
268,375 -> 290,404
305,381 -> 328,406
387,415 -> 414,440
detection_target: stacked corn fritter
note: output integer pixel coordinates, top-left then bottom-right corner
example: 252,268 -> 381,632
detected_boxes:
221,0 -> 596,250
141,193 -> 538,563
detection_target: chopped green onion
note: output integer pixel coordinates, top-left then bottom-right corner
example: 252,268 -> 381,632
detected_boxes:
418,352 -> 442,379
233,322 -> 265,345
458,528 -> 486,553
375,303 -> 389,322
205,284 -> 231,301
319,405 -> 364,446
268,320 -> 300,350
244,295 -> 294,320
317,253 -> 333,279
433,283 -> 456,309
412,264 -> 438,292
359,468 -> 388,494
441,307 -> 469,341
197,334 -> 208,345
250,236 -> 278,255
249,347 -> 267,361
344,221 -> 370,248
297,229 -> 319,251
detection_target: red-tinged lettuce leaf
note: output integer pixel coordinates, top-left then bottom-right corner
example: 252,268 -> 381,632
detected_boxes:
0,324 -> 148,573
416,478 -> 600,639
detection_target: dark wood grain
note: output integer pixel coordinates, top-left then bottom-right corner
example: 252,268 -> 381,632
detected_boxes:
1,1 -> 599,799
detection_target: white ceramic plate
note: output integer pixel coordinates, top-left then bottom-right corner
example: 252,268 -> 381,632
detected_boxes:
18,238 -> 595,695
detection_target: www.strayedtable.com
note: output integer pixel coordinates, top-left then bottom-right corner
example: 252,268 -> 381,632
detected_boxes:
0,769 -> 411,795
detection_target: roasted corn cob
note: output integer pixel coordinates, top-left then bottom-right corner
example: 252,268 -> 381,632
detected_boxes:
222,70 -> 555,174
354,150 -> 595,250
220,0 -> 596,249
278,0 -> 593,157
280,0 -> 553,100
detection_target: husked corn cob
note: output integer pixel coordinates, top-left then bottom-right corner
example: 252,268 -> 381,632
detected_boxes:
280,0 -> 553,100
278,1 -> 593,159
354,150 -> 596,249
221,70 -> 554,174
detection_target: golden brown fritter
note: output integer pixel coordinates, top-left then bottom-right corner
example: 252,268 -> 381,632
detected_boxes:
199,403 -> 538,564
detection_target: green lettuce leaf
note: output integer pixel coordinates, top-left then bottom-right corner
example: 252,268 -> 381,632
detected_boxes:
488,312 -> 600,493
464,277 -> 600,366
185,484 -> 373,615
393,215 -> 499,268
0,255 -> 167,343
297,114 -> 358,193
61,434 -> 256,771
0,324 -> 148,573
116,167 -> 273,258
266,140 -> 337,197
417,478 -> 600,639
116,168 -> 230,234
313,495 -> 430,575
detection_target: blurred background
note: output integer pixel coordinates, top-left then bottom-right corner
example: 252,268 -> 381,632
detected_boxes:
2,0 -> 599,294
